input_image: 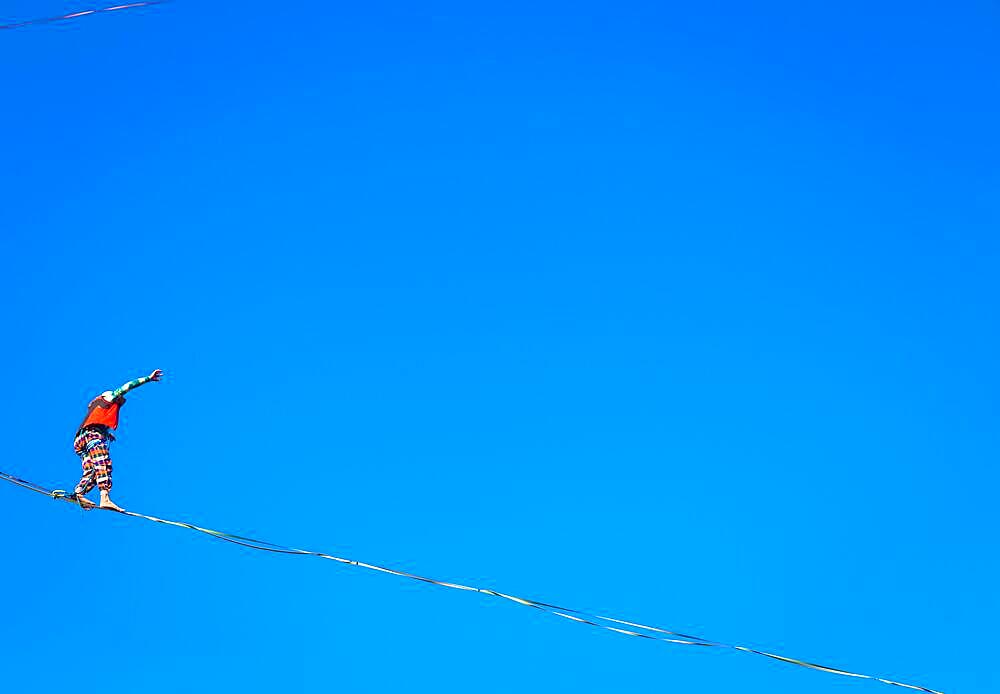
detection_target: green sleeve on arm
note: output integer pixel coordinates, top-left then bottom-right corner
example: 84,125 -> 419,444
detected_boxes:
111,376 -> 151,399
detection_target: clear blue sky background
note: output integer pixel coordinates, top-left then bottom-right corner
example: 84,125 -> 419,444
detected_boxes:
1,2 -> 996,693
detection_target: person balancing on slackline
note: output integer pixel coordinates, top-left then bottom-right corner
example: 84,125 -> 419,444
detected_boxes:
70,369 -> 164,511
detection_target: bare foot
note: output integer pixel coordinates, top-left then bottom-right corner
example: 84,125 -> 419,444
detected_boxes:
77,496 -> 97,511
99,498 -> 125,512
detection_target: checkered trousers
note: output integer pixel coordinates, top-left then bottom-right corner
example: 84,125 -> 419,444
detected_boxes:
73,427 -> 113,494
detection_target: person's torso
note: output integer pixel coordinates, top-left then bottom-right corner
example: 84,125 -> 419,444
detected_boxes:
79,395 -> 126,432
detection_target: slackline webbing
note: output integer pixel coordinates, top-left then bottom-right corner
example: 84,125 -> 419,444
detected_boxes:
1,469 -> 942,694
0,2 -> 166,31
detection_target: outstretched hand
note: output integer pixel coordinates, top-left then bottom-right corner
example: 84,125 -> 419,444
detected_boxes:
149,369 -> 164,382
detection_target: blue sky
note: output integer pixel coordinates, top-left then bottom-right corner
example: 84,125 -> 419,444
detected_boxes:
1,2 -> 996,692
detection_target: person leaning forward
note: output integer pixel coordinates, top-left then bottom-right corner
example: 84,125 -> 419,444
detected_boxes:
72,369 -> 164,512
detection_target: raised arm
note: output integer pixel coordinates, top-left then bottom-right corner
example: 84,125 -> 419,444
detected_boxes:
108,369 -> 164,400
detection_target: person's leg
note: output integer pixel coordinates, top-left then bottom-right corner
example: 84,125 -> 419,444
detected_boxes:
73,430 -> 103,508
74,458 -> 97,509
90,442 -> 123,512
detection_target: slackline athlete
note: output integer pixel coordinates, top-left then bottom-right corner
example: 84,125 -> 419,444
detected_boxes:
69,369 -> 164,511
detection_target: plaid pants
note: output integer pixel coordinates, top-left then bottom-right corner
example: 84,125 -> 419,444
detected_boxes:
74,428 -> 113,494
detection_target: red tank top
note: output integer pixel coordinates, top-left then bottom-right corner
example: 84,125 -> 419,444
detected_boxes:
79,396 -> 126,430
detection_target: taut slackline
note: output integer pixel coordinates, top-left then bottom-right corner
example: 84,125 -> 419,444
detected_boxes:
0,2 -> 166,31
1,469 -> 942,693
